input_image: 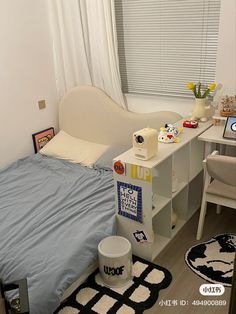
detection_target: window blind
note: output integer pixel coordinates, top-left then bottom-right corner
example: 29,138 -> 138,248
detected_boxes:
115,0 -> 221,98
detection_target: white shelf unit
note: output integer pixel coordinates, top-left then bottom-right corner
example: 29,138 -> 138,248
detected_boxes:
113,119 -> 212,261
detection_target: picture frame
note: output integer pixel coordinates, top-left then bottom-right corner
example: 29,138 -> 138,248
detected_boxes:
223,116 -> 236,140
117,181 -> 143,223
32,127 -> 55,153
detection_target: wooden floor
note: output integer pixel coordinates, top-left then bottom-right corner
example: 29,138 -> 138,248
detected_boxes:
146,205 -> 236,314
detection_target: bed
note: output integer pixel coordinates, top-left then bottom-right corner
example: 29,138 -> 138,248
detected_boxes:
0,85 -> 181,314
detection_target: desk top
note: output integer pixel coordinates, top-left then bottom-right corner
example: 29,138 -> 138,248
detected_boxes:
198,124 -> 236,147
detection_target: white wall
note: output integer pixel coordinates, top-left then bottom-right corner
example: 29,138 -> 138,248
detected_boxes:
0,0 -> 58,168
126,1 -> 236,116
215,0 -> 236,98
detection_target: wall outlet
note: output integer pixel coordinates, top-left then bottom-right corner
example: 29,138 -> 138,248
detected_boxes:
38,100 -> 46,110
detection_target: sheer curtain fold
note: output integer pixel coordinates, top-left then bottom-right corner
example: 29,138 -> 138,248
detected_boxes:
48,0 -> 126,109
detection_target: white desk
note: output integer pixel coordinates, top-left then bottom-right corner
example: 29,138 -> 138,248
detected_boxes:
198,124 -> 236,156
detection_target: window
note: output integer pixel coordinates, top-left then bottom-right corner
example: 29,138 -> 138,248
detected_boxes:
115,0 -> 221,98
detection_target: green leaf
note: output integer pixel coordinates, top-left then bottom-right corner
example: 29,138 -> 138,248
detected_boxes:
197,82 -> 201,98
193,84 -> 197,98
202,89 -> 210,98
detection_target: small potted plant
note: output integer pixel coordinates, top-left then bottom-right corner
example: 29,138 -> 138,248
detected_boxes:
187,82 -> 216,122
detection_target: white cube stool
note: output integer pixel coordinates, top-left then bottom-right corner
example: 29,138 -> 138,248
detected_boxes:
98,236 -> 133,288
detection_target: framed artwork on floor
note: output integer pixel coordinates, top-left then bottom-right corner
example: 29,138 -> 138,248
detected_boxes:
32,127 -> 55,153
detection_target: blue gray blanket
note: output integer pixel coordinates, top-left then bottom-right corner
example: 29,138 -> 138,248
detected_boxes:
0,154 -> 115,314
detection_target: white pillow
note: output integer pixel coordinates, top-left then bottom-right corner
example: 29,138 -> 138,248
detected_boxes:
40,130 -> 109,168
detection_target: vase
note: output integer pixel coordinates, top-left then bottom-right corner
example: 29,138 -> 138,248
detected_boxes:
191,98 -> 208,122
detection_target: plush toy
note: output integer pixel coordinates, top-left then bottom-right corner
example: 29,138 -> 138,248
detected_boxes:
158,124 -> 183,143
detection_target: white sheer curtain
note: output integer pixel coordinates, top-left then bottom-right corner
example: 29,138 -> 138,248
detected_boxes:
48,0 -> 126,109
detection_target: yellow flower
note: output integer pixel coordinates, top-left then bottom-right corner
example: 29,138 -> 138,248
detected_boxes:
209,83 -> 216,91
187,82 -> 195,90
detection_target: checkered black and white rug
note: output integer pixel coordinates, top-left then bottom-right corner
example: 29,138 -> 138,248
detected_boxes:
55,256 -> 172,314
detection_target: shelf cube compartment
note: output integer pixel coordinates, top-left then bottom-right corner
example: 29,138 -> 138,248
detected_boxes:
172,143 -> 189,193
187,171 -> 203,219
152,202 -> 172,239
189,138 -> 204,181
152,156 -> 172,199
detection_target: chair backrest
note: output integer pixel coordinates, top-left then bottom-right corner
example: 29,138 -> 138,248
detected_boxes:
207,155 -> 236,186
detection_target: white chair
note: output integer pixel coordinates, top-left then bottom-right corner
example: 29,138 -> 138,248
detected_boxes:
196,151 -> 236,240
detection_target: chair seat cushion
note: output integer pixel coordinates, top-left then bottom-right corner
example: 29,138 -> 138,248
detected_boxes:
207,179 -> 236,200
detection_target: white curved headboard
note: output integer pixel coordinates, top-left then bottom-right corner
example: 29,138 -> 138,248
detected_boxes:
59,86 -> 182,145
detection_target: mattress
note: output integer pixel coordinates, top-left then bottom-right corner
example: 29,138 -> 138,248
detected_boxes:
0,154 -> 116,314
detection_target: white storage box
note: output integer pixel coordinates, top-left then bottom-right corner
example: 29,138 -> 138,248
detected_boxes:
98,236 -> 132,288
